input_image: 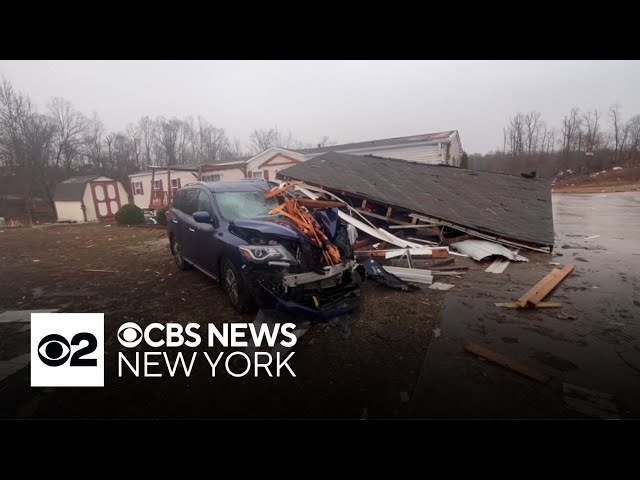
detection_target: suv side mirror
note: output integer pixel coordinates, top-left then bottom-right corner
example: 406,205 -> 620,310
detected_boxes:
193,211 -> 217,226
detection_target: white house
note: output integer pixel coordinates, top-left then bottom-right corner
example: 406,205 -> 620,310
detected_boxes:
126,130 -> 463,210
54,175 -> 129,222
127,148 -> 306,210
295,130 -> 464,166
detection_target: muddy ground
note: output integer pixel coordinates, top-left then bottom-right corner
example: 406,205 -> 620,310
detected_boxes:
0,223 -> 444,418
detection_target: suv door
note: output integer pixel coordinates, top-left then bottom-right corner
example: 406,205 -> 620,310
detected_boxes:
192,189 -> 221,275
178,188 -> 200,264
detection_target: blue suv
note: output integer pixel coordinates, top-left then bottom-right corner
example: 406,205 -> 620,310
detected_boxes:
168,180 -> 363,320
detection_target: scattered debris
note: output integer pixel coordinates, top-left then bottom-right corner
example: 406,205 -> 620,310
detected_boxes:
381,266 -> 434,285
433,328 -> 441,338
562,383 -> 620,419
0,309 -> 60,323
385,247 -> 448,260
429,282 -> 454,291
465,343 -> 550,384
485,258 -> 511,273
362,258 -> 419,291
451,239 -> 528,262
516,264 -> 575,308
556,312 -> 578,320
84,269 -> 118,273
584,235 -> 600,240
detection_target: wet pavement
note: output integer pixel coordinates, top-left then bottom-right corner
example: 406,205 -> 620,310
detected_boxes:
409,191 -> 640,419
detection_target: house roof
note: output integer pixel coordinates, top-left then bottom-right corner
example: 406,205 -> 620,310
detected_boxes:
295,131 -> 457,155
54,176 -> 100,202
277,151 -> 554,247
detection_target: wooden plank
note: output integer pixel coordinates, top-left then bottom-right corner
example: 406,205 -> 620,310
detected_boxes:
465,343 -> 550,384
496,302 -> 562,309
516,264 -> 575,308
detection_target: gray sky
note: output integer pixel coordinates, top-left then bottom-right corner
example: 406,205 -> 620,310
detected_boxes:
1,60 -> 639,153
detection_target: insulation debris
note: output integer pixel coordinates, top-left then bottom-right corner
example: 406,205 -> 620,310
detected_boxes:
451,239 -> 528,262
429,282 -> 455,291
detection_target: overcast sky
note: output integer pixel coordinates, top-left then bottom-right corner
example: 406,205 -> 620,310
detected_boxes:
1,60 -> 639,154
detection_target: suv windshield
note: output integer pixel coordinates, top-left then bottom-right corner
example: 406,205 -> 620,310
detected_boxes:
214,191 -> 279,221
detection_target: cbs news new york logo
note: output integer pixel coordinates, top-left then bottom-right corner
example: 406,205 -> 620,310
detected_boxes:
31,313 -> 104,387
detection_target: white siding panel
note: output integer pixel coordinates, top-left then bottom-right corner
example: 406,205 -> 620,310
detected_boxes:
202,169 -> 245,182
344,144 -> 444,164
55,201 -> 85,222
448,131 -> 463,166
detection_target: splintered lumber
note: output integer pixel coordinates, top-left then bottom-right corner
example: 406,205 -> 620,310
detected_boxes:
516,264 -> 575,308
496,302 -> 562,309
464,343 -> 550,384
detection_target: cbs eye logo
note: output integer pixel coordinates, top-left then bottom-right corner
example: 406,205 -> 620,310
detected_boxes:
37,333 -> 98,367
117,322 -> 143,348
31,313 -> 104,387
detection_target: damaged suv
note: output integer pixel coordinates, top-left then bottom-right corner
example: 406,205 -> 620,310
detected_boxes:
168,180 -> 363,320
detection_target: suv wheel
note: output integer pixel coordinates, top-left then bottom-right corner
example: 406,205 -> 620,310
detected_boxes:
221,258 -> 254,313
172,237 -> 191,271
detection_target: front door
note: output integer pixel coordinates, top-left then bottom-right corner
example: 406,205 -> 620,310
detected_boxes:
90,181 -> 121,219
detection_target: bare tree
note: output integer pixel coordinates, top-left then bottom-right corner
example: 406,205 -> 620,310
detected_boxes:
248,126 -> 298,154
610,104 -> 624,162
48,98 -> 87,173
582,109 -> 601,153
561,108 -> 581,156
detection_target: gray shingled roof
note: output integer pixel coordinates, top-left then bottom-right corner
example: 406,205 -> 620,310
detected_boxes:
295,131 -> 456,155
277,151 -> 554,247
54,176 -> 100,202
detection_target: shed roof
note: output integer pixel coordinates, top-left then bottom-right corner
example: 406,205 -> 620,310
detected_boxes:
295,131 -> 456,155
277,151 -> 554,247
54,176 -> 101,202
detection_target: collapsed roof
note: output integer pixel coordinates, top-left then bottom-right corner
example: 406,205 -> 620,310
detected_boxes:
277,151 -> 554,249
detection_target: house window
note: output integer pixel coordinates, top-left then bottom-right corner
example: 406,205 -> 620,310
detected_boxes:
153,180 -> 162,190
171,178 -> 181,193
132,181 -> 143,195
251,171 -> 263,179
202,174 -> 221,182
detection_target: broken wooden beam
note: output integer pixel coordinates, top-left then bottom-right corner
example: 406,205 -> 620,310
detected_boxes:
496,302 -> 562,309
516,264 -> 575,308
464,343 -> 550,384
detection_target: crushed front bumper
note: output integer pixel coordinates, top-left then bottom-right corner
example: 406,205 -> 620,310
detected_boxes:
248,260 -> 365,321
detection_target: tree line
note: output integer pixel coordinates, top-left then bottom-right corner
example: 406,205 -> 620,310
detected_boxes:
0,77 -> 331,222
470,106 -> 640,179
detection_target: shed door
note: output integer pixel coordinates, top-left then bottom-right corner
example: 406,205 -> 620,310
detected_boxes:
91,181 -> 121,219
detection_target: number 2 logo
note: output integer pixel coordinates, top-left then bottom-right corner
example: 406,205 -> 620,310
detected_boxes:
37,333 -> 98,367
